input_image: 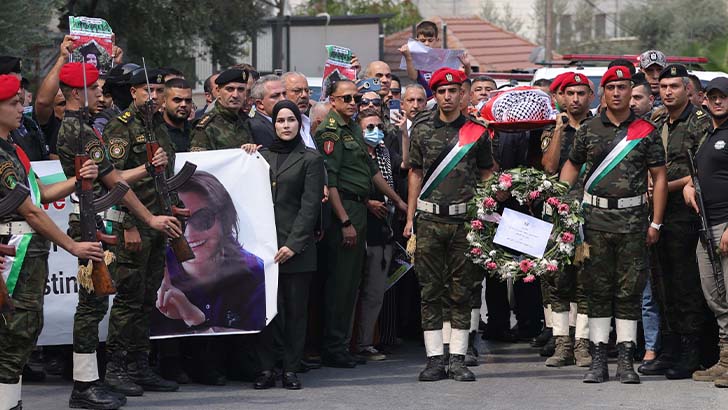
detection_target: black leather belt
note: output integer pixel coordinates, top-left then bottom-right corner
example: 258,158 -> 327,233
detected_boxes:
340,190 -> 368,203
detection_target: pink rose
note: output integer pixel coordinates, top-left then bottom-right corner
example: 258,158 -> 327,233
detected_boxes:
546,263 -> 558,272
529,190 -> 541,200
498,173 -> 513,188
561,232 -> 575,243
483,197 -> 497,209
523,274 -> 536,283
557,203 -> 570,214
486,261 -> 497,270
471,220 -> 484,230
519,259 -> 534,273
546,197 -> 561,207
470,247 -> 483,256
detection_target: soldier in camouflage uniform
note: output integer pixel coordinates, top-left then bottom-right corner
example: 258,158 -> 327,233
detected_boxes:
540,72 -> 594,368
54,63 -> 183,408
560,66 -> 667,384
0,74 -> 104,410
638,65 -> 711,379
189,68 -> 252,151
100,68 -> 183,396
404,68 -> 494,382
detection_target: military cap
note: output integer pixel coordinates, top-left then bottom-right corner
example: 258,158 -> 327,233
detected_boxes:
600,66 -> 632,86
356,77 -> 381,92
59,62 -> 99,88
105,63 -> 141,85
549,72 -> 570,93
639,50 -> 667,69
0,75 -> 20,101
560,73 -> 589,91
0,57 -> 22,75
705,77 -> 728,96
129,68 -> 167,86
428,68 -> 466,91
659,64 -> 689,81
215,68 -> 249,86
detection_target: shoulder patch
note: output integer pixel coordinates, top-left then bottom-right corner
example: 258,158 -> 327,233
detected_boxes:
85,140 -> 106,164
117,111 -> 133,124
541,136 -> 551,152
320,131 -> 339,142
108,138 -> 129,159
323,140 -> 336,155
342,135 -> 354,142
196,114 -> 213,129
135,134 -> 147,144
0,161 -> 18,190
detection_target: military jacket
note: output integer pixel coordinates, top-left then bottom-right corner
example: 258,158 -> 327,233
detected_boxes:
651,103 -> 710,223
314,109 -> 377,198
102,104 -> 176,227
189,102 -> 251,151
409,112 -> 494,223
568,110 -> 665,233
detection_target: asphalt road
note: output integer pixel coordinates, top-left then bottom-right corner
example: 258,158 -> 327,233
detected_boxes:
22,339 -> 728,410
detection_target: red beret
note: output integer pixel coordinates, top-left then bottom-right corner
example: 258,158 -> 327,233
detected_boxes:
0,75 -> 20,101
548,72 -> 570,93
560,73 -> 590,91
600,66 -> 631,87
59,62 -> 99,88
429,68 -> 466,91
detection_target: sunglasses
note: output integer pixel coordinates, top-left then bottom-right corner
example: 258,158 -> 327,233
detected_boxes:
359,98 -> 382,107
332,94 -> 356,103
365,123 -> 384,132
187,208 -> 217,231
391,88 -> 401,94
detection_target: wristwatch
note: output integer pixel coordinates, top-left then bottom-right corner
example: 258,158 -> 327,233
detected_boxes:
650,222 -> 663,231
341,219 -> 352,228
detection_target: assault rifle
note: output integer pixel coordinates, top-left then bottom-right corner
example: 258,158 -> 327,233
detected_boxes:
140,58 -> 196,262
77,57 -> 129,296
688,149 -> 726,299
0,183 -> 32,317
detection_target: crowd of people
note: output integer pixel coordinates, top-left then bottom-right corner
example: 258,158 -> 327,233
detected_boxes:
1,18 -> 728,410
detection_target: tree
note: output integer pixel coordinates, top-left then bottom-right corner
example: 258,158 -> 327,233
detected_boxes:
481,0 -> 525,37
0,0 -> 64,76
294,0 -> 421,35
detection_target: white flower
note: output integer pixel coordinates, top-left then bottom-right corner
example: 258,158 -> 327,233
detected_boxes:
542,180 -> 552,189
466,232 -> 476,242
559,243 -> 574,254
489,250 -> 497,257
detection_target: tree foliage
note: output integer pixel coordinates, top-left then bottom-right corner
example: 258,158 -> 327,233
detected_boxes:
481,0 -> 525,37
0,1 -> 64,69
294,0 -> 421,35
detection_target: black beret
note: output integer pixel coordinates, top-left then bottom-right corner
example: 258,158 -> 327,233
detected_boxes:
129,68 -> 167,86
0,56 -> 22,75
106,63 -> 141,85
659,64 -> 689,81
215,69 -> 248,86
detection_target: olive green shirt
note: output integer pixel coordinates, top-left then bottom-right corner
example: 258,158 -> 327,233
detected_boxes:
189,101 -> 251,151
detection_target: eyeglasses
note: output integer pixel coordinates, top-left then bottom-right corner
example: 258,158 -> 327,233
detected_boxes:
365,123 -> 384,132
187,207 -> 217,231
332,94 -> 356,103
359,98 -> 382,107
391,88 -> 401,95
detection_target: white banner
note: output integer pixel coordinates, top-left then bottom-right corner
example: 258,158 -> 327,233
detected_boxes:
34,149 -> 278,345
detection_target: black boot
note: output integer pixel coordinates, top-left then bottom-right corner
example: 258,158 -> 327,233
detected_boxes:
615,342 -> 640,384
448,354 -> 476,381
418,355 -> 447,381
253,370 -> 276,389
665,334 -> 702,380
69,380 -> 125,409
540,336 -> 556,357
465,332 -> 479,367
531,327 -> 553,347
282,371 -> 302,390
126,352 -> 179,392
22,364 -> 46,382
583,342 -> 609,383
159,356 -> 190,384
638,333 -> 678,375
104,351 -> 143,397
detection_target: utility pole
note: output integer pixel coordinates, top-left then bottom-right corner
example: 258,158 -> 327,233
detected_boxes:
544,0 -> 553,61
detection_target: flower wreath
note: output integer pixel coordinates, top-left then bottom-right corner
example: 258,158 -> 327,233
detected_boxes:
466,167 -> 585,282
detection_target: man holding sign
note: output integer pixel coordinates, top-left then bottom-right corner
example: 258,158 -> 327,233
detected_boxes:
560,66 -> 668,384
404,68 -> 494,382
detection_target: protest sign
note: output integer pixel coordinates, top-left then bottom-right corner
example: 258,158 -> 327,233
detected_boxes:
398,38 -> 464,73
321,45 -> 357,100
68,16 -> 114,75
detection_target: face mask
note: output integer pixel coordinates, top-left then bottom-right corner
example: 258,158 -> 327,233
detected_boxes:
363,128 -> 385,147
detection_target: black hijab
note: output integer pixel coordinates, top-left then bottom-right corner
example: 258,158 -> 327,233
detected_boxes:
269,100 -> 303,154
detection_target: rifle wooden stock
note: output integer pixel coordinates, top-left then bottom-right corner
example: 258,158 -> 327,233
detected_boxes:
171,206 -> 191,218
91,260 -> 116,296
96,231 -> 117,246
170,236 -> 195,262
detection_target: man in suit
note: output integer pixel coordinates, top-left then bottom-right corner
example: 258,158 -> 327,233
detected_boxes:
247,75 -> 285,148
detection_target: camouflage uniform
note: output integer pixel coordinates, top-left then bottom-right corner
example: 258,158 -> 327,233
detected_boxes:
189,101 -> 251,151
315,109 -> 376,361
0,138 -> 51,385
568,111 -> 665,320
102,103 -> 176,355
409,112 -> 493,331
650,103 -> 710,335
55,110 -> 117,356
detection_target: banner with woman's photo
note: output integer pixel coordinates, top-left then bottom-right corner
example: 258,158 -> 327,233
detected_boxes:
34,149 -> 278,345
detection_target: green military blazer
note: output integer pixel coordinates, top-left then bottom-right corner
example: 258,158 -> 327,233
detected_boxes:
261,141 -> 325,274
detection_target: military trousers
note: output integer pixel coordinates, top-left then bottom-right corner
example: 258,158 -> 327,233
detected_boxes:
415,218 -> 477,331
582,229 -> 647,320
654,221 -> 704,335
696,222 -> 728,339
0,256 -> 48,383
322,200 -> 367,357
106,225 -> 166,355
543,264 -> 588,314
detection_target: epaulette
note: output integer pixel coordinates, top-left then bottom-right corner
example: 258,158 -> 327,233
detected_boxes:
650,106 -> 667,123
695,108 -> 708,119
324,115 -> 338,130
117,110 -> 134,124
195,113 -> 214,129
